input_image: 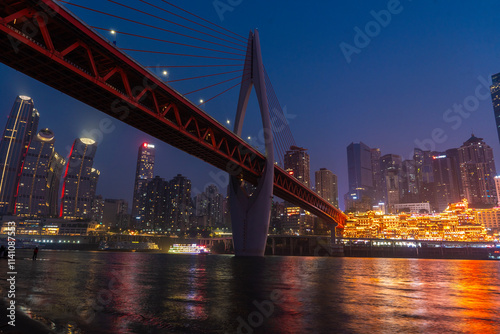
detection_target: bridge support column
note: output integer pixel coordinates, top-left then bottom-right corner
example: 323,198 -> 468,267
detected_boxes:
330,226 -> 337,245
229,30 -> 274,257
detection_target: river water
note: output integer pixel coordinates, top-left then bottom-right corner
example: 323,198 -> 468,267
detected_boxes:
2,250 -> 500,333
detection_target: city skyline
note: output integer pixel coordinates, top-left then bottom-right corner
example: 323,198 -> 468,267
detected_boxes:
1,88 -> 499,213
345,134 -> 499,214
1,1 -> 500,210
2,2 -> 500,333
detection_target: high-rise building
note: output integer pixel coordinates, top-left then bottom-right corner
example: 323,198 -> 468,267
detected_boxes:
495,176 -> 500,207
143,176 -> 169,232
167,174 -> 192,233
194,185 -> 224,228
400,159 -> 418,203
194,193 -> 207,217
131,143 -> 155,227
432,153 -> 461,211
60,138 -> 99,219
458,134 -> 497,207
222,195 -> 231,229
345,142 -> 374,211
445,148 -> 464,200
315,168 -> 338,208
314,168 -> 338,234
91,195 -> 104,224
490,72 -> 500,145
15,129 -> 65,217
347,142 -> 373,192
282,203 -> 302,234
283,146 -> 313,233
380,154 -> 402,212
414,148 -> 435,204
0,96 -> 39,214
270,201 -> 285,232
284,145 -> 310,188
89,168 -> 100,205
370,148 -> 383,203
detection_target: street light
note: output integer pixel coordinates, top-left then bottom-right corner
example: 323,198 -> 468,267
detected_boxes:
163,70 -> 168,76
200,99 -> 204,104
110,30 -> 116,45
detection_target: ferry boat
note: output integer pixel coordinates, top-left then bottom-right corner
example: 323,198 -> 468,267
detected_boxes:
168,243 -> 210,255
98,240 -> 160,252
8,239 -> 39,249
0,236 -> 100,250
488,250 -> 500,260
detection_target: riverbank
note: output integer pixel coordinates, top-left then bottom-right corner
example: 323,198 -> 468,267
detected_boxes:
3,234 -> 498,260
261,236 -> 498,259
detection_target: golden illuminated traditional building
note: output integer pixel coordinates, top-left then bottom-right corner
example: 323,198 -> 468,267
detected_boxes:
342,200 -> 492,242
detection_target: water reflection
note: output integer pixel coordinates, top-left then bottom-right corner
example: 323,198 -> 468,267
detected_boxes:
2,250 -> 499,333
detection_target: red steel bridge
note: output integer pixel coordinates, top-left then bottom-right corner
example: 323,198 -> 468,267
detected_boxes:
0,0 -> 346,228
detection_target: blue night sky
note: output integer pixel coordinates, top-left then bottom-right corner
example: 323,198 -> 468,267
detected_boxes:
1,0 -> 500,209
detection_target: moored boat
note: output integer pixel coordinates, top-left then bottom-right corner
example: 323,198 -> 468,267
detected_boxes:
168,243 -> 210,255
98,240 -> 160,252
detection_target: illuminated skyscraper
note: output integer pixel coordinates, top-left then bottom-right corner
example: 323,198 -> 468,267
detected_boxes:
315,168 -> 338,208
490,72 -> 500,144
91,194 -> 104,223
315,168 -> 338,233
458,134 -> 497,207
0,96 -> 39,214
60,138 -> 99,219
89,168 -> 100,200
167,174 -> 192,233
284,145 -> 310,188
15,129 -> 65,217
143,176 -> 169,232
131,143 -> 155,227
283,146 -> 312,233
380,154 -> 402,213
194,184 -> 224,228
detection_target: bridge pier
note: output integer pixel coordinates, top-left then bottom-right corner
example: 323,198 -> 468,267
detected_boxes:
229,170 -> 273,256
331,227 -> 337,244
